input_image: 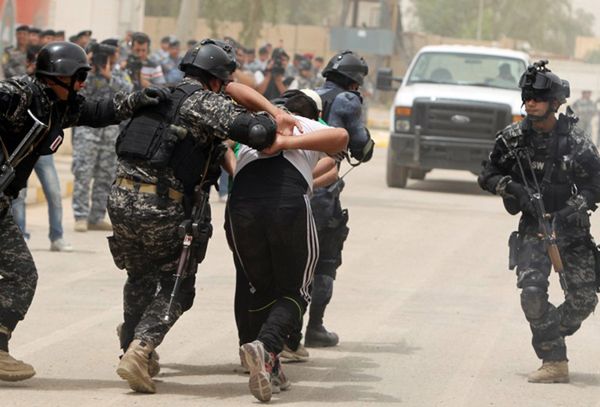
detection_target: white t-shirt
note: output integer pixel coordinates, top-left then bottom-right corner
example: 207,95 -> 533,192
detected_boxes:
235,115 -> 328,191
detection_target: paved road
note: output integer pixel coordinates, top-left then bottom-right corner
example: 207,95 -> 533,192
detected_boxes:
4,148 -> 600,406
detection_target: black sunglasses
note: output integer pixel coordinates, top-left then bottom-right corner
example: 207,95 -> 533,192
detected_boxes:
73,70 -> 88,83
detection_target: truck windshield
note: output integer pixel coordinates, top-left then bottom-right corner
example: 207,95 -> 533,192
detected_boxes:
407,52 -> 526,90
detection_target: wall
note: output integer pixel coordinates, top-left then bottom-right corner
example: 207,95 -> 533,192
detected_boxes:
575,36 -> 600,60
48,0 -> 145,41
143,16 -> 332,59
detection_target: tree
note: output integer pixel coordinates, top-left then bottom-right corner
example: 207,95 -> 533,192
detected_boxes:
412,0 -> 594,56
200,0 -> 339,47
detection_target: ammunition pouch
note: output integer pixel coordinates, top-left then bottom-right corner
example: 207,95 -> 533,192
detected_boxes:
191,222 -> 212,264
508,231 -> 520,270
181,198 -> 213,265
315,208 -> 349,278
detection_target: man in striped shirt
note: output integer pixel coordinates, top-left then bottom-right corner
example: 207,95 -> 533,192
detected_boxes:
129,32 -> 165,90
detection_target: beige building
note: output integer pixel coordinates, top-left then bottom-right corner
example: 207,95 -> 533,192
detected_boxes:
47,0 -> 144,41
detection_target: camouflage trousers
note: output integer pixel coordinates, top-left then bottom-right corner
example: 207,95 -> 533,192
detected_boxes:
0,196 -> 38,333
515,228 -> 598,361
107,186 -> 201,350
72,126 -> 119,223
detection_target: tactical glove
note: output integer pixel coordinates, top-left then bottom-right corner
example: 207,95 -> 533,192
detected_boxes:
554,194 -> 591,228
128,87 -> 170,111
505,181 -> 535,216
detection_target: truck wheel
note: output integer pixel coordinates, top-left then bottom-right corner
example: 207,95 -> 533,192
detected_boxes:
387,153 -> 409,188
409,168 -> 427,180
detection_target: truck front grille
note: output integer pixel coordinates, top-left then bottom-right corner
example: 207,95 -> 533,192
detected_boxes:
412,98 -> 512,140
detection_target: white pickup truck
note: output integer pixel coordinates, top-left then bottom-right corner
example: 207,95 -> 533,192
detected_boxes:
378,45 -> 529,187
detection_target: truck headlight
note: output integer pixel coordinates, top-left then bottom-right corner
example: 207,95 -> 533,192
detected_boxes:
394,106 -> 412,132
395,119 -> 411,132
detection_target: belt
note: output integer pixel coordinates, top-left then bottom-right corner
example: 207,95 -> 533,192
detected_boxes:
115,177 -> 183,203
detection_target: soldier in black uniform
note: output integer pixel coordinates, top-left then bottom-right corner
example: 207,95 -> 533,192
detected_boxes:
301,50 -> 375,348
108,39 -> 298,394
0,41 -> 165,382
479,60 -> 600,383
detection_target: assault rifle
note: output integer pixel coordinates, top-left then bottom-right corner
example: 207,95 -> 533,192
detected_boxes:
0,110 -> 48,194
163,185 -> 211,322
511,146 -> 568,292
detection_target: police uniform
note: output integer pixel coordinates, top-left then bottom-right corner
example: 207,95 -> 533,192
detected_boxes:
109,39 -> 277,394
72,69 -> 133,227
479,60 -> 600,383
2,46 -> 27,79
304,50 -> 374,347
0,42 -> 149,381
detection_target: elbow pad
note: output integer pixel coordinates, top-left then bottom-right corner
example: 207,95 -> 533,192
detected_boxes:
230,112 -> 277,150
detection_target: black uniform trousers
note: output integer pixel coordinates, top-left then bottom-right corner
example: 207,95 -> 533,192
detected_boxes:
0,196 -> 38,334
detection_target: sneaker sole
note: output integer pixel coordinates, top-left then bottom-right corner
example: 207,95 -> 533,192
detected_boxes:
116,365 -> 156,394
241,344 -> 272,402
0,369 -> 36,382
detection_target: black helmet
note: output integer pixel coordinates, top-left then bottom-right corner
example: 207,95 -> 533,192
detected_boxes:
518,60 -> 570,104
322,50 -> 368,85
35,41 -> 90,77
179,38 -> 237,81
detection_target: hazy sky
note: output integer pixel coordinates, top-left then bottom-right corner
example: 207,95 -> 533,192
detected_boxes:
573,0 -> 600,36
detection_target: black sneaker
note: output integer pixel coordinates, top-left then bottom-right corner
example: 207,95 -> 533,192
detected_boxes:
305,324 -> 339,347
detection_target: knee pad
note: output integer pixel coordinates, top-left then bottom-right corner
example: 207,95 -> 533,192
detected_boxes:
311,274 -> 334,306
520,286 -> 548,320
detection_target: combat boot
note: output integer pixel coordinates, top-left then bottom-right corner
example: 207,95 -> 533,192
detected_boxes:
0,350 -> 36,381
527,361 -> 569,383
116,339 -> 156,393
116,323 -> 160,377
305,324 -> 339,347
88,220 -> 112,231
280,343 -> 309,363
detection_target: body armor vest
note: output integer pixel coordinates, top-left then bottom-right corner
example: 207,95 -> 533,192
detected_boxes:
116,82 -> 214,194
319,85 -> 362,123
506,116 -> 576,214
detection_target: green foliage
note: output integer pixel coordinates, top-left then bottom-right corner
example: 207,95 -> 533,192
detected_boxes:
200,0 -> 338,46
412,0 -> 594,56
145,0 -> 182,17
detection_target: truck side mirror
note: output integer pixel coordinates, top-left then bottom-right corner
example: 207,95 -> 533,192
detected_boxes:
376,68 -> 402,91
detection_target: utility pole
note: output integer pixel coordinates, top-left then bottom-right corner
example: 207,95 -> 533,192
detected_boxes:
352,0 -> 360,28
176,0 -> 200,43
